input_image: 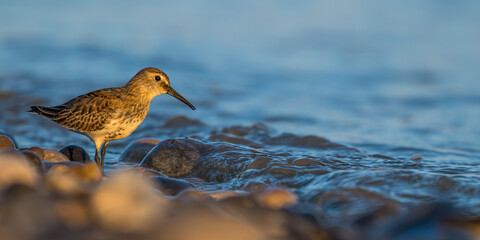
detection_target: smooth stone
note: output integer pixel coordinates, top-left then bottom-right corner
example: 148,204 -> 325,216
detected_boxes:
130,167 -> 167,178
119,138 -> 161,163
43,161 -> 85,171
91,171 -> 167,233
46,163 -> 101,195
139,138 -> 204,177
43,149 -> 70,162
59,145 -> 91,163
18,149 -> 45,173
0,134 -> 16,151
26,147 -> 70,162
46,169 -> 90,196
150,176 -> 194,196
0,152 -> 41,191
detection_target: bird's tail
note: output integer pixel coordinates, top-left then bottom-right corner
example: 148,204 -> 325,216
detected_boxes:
28,106 -> 61,119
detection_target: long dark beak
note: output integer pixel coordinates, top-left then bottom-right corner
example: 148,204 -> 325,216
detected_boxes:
167,87 -> 196,110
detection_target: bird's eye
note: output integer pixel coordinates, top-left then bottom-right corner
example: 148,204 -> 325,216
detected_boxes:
155,76 -> 161,81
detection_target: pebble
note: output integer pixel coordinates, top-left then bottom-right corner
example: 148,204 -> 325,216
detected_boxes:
119,138 -> 161,163
130,167 -> 167,177
91,170 -> 167,233
140,138 -> 204,177
27,147 -> 70,162
0,152 -> 41,191
252,188 -> 298,209
18,149 -> 45,173
157,201 -> 273,240
59,145 -> 91,163
150,176 -> 195,196
0,134 -> 16,151
410,154 -> 423,160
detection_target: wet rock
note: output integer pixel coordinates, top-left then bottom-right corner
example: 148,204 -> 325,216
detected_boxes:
411,154 -> 423,160
130,167 -> 167,177
18,149 -> 45,173
266,133 -> 353,150
46,168 -> 90,196
150,176 -> 195,196
252,188 -> 298,209
248,156 -> 272,169
0,134 -> 16,151
43,160 -> 84,171
91,170 -> 167,233
140,138 -> 204,177
59,145 -> 91,163
119,138 -> 161,163
0,152 -> 41,191
371,154 -> 395,160
43,148 -> 70,162
27,147 -> 70,162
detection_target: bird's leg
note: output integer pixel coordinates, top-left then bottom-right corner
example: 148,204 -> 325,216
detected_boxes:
100,141 -> 109,168
94,144 -> 101,167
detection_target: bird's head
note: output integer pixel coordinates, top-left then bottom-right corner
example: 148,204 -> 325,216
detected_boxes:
128,67 -> 196,110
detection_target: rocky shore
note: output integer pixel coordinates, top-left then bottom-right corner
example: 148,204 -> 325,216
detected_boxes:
0,133 -> 479,240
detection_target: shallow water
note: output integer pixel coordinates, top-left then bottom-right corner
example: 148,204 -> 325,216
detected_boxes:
1,0 -> 480,231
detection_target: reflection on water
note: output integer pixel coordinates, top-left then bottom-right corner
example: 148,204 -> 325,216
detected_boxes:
1,0 -> 480,238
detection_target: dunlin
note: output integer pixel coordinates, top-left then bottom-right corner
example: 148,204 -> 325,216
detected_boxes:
28,67 -> 196,168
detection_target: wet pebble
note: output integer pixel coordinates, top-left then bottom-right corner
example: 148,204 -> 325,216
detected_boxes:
59,145 -> 91,163
140,138 -> 204,177
130,167 -> 167,177
18,149 -> 45,172
119,138 -> 161,163
27,147 -> 70,162
0,134 -> 16,151
150,176 -> 195,196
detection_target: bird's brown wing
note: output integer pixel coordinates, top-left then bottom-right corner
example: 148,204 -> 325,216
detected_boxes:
29,88 -> 122,132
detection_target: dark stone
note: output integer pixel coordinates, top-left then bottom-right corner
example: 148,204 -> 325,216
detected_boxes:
59,145 -> 91,163
119,138 -> 160,163
150,176 -> 195,196
0,134 -> 16,151
139,138 -> 205,177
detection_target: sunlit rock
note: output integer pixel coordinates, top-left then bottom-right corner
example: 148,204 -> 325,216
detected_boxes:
0,134 -> 16,151
0,152 -> 41,191
91,170 -> 168,233
119,138 -> 161,163
157,202 -> 277,240
27,147 -> 70,162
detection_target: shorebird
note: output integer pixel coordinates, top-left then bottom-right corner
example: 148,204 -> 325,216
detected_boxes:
28,67 -> 195,168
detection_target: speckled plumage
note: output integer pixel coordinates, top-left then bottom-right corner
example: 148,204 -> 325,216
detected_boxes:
29,67 -> 196,168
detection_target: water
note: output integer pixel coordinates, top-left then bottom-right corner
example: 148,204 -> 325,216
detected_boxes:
1,0 -> 480,230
